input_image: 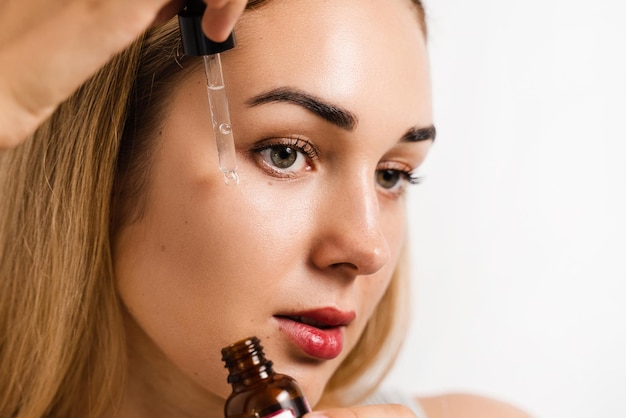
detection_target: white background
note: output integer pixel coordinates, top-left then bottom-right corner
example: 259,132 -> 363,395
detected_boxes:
382,1 -> 626,417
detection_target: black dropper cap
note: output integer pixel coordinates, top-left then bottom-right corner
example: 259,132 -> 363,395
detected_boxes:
178,0 -> 236,56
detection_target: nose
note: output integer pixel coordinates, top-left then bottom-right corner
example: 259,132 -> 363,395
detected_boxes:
309,172 -> 390,277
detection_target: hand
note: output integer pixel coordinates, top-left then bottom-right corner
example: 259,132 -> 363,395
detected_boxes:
305,404 -> 419,418
200,0 -> 248,42
0,0 -> 247,149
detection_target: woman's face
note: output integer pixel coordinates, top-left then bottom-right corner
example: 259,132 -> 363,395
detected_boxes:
114,0 -> 433,412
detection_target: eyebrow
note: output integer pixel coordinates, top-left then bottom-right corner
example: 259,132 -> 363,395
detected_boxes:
401,125 -> 437,143
246,86 -> 437,143
246,87 -> 358,131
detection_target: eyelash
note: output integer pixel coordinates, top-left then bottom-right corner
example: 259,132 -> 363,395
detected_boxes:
403,171 -> 423,185
377,164 -> 423,196
250,137 -> 422,190
252,137 -> 318,159
250,137 -> 317,178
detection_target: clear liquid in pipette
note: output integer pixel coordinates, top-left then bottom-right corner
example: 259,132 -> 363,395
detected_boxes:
208,84 -> 239,185
204,55 -> 239,186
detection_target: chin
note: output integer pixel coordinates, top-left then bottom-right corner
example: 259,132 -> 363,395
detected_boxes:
290,362 -> 343,408
299,381 -> 326,409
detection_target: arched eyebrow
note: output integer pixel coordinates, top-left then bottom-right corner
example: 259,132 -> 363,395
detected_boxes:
246,87 -> 436,143
401,125 -> 436,143
246,87 -> 358,131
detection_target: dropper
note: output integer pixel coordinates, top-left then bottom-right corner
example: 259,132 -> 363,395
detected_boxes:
178,0 -> 239,185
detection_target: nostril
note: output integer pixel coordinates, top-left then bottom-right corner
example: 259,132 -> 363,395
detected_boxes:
310,228 -> 390,276
309,193 -> 390,276
329,244 -> 389,276
329,262 -> 359,272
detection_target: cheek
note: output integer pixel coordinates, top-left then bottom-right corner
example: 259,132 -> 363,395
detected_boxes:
371,201 -> 407,302
378,196 -> 408,277
112,169 -> 316,391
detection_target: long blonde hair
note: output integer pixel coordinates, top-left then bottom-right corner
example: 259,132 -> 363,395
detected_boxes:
0,2 -> 427,416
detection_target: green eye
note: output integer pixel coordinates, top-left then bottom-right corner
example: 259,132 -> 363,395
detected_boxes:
254,138 -> 316,177
376,169 -> 402,189
270,146 -> 298,169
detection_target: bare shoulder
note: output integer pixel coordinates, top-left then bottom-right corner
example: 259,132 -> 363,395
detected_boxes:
417,393 -> 532,418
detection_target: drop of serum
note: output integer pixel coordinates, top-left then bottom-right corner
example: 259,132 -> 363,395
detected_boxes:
222,169 -> 240,186
219,123 -> 232,135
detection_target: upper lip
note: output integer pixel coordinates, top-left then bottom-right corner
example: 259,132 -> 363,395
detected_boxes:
274,307 -> 356,329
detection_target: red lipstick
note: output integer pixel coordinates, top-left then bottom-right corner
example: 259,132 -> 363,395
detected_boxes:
274,308 -> 356,360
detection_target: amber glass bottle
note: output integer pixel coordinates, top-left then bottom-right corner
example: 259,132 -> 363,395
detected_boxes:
221,336 -> 311,418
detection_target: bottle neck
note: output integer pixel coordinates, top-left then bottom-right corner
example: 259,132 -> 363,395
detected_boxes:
222,337 -> 276,389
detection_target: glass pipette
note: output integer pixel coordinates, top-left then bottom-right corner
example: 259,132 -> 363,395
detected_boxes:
203,54 -> 239,185
178,0 -> 239,185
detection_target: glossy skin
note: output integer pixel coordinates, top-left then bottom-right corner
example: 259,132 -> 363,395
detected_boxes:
113,0 -> 433,417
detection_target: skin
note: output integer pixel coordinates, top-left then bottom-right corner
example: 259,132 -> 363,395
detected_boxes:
113,0 -> 433,417
0,0 -> 246,149
0,1 -> 534,417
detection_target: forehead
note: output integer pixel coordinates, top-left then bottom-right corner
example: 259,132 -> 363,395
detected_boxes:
223,0 -> 432,126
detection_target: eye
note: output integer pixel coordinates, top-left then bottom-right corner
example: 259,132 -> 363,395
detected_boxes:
375,165 -> 422,196
376,169 -> 403,189
266,146 -> 300,169
253,138 -> 318,177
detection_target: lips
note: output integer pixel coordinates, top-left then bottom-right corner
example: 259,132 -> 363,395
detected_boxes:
274,308 -> 356,360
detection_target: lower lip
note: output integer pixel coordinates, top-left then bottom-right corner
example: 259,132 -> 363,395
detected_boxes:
275,317 -> 345,360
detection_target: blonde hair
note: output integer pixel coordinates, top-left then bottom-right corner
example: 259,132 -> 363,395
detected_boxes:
0,2 -> 426,416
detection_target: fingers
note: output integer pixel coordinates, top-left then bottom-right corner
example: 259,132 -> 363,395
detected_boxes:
0,0 -> 173,148
154,0 -> 247,41
305,404 -> 418,418
0,0 -> 248,149
202,0 -> 248,42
